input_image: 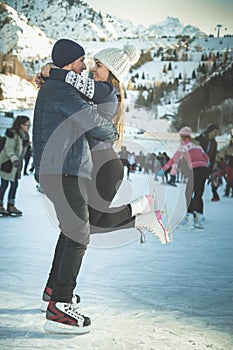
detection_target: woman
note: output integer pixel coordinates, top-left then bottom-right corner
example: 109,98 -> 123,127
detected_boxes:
0,115 -> 30,216
159,126 -> 209,229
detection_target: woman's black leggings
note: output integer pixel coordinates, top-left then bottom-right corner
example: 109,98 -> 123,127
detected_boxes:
88,148 -> 135,233
186,167 -> 209,214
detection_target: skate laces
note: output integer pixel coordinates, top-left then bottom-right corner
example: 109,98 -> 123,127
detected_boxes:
137,191 -> 172,244
71,302 -> 80,311
137,211 -> 171,244
63,303 -> 84,322
137,212 -> 162,243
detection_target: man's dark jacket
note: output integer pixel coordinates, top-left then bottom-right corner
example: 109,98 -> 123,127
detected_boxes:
195,132 -> 217,172
33,79 -> 118,180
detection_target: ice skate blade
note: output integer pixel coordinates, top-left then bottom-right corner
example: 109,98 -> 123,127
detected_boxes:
9,213 -> 22,217
181,225 -> 204,231
43,320 -> 91,334
193,225 -> 204,230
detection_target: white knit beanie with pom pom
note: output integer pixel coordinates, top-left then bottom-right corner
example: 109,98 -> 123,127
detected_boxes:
94,45 -> 140,81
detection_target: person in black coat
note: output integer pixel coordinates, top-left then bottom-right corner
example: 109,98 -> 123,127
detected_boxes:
23,142 -> 32,175
195,124 -> 219,174
195,124 -> 219,202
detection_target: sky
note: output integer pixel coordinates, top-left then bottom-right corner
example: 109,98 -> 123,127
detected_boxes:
87,0 -> 233,35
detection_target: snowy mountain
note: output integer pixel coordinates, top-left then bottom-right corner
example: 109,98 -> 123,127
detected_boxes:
0,2 -> 207,66
0,1 -> 232,131
3,0 -> 144,42
3,0 -> 206,44
0,3 -> 54,59
145,16 -> 205,38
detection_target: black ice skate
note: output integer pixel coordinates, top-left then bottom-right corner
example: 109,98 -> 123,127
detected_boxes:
0,204 -> 9,217
43,300 -> 91,334
7,205 -> 22,217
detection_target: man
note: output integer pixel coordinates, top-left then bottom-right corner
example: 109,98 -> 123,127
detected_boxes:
33,39 -> 118,334
195,124 -> 219,173
195,123 -> 220,205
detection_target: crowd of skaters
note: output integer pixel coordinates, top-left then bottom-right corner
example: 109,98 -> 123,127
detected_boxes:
117,125 -> 233,230
118,135 -> 233,201
118,146 -> 188,185
208,154 -> 233,200
1,124 -> 233,218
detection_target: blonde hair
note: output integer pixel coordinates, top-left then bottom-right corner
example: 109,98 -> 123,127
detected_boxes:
108,72 -> 124,148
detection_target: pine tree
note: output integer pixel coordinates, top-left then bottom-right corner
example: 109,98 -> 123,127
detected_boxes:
212,61 -> 217,72
135,90 -> 145,107
127,79 -> 134,90
201,63 -> 207,74
0,83 -> 3,101
163,64 -> 168,74
197,63 -> 202,73
174,77 -> 179,88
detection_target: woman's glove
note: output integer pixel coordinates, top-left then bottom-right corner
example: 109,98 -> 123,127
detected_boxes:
157,169 -> 164,176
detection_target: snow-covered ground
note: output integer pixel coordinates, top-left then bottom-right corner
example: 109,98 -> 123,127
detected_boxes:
0,170 -> 232,350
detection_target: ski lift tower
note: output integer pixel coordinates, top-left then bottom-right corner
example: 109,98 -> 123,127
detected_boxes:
215,24 -> 222,38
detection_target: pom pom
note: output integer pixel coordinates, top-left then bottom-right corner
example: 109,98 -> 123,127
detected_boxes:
123,45 -> 140,65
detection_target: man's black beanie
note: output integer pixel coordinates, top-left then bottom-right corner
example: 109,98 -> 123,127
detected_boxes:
52,38 -> 85,68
